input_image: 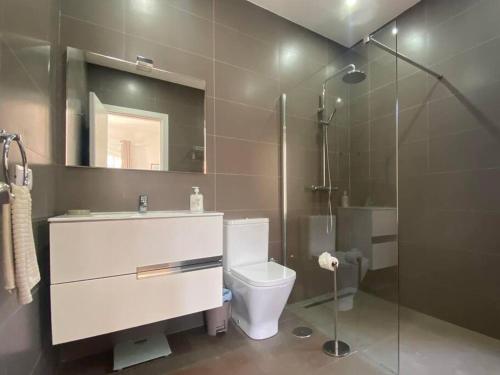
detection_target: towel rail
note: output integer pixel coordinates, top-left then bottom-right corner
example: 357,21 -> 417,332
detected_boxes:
0,130 -> 28,189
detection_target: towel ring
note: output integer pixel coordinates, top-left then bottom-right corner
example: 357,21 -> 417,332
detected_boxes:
0,130 -> 28,188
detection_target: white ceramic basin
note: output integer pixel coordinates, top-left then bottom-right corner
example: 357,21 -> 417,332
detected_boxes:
48,210 -> 222,223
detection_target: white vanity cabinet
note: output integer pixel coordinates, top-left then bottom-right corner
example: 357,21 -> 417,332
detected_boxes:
49,211 -> 224,345
337,207 -> 397,270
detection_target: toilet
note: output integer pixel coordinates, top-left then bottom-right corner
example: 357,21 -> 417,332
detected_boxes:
223,218 -> 296,340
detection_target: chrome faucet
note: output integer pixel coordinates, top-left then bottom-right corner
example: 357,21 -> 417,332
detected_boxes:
138,194 -> 148,213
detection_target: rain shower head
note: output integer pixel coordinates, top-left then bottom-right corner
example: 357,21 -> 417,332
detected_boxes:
342,69 -> 366,84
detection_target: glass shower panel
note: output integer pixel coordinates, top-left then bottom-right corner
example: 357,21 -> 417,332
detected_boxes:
282,21 -> 399,374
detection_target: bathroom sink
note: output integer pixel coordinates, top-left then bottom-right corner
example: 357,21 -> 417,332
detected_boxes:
49,210 -> 221,222
49,209 -> 224,344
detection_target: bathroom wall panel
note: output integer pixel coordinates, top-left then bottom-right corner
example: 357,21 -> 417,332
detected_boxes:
370,54 -> 397,91
61,0 -> 125,32
427,0 -> 500,64
0,46 -> 51,160
398,0 -> 500,341
214,0 -> 281,46
214,62 -> 280,110
0,0 -> 58,373
425,0 -> 477,27
60,16 -> 126,59
399,105 -> 428,143
56,167 -> 216,213
214,23 -> 279,80
214,174 -> 279,211
214,137 -> 279,177
124,0 -> 213,58
0,290 -> 43,375
213,99 -> 278,143
164,0 -> 214,20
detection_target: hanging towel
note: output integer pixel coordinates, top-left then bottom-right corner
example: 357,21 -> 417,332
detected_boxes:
2,203 -> 15,291
10,184 -> 40,304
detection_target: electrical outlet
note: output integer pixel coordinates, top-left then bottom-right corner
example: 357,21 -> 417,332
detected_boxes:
15,165 -> 33,190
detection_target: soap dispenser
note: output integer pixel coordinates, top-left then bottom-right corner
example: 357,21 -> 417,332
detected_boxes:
341,190 -> 350,208
190,186 -> 204,212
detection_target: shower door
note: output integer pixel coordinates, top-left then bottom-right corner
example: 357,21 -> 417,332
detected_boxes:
282,21 -> 399,374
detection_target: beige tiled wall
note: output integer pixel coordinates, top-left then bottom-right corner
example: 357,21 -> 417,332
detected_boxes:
58,0 -> 346,263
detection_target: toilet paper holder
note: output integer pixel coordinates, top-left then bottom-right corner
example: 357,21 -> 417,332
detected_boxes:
318,252 -> 351,358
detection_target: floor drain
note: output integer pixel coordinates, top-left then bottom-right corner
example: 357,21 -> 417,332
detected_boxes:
292,326 -> 313,338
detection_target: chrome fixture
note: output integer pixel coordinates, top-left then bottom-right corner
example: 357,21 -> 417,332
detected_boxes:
364,34 -> 443,80
138,194 -> 148,213
292,326 -> 313,338
310,185 -> 338,193
0,130 -> 29,196
323,260 -> 350,358
280,94 -> 288,267
312,64 -> 366,233
136,256 -> 222,279
136,55 -> 154,72
313,64 -> 366,193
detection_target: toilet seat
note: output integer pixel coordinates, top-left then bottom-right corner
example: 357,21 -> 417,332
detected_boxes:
231,261 -> 296,288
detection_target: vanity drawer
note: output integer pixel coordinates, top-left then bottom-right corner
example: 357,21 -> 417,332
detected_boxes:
51,266 -> 222,344
371,210 -> 397,236
50,215 -> 223,283
370,241 -> 398,270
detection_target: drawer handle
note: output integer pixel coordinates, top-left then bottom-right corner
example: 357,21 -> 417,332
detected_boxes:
137,257 -> 222,280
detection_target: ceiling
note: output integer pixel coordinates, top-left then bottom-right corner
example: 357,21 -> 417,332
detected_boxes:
247,0 -> 420,47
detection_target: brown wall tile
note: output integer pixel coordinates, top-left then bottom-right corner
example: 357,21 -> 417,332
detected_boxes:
0,0 -> 58,374
214,23 -> 279,79
214,99 -> 278,143
214,62 -> 280,110
215,174 -> 279,211
215,137 -> 278,176
124,0 -> 213,58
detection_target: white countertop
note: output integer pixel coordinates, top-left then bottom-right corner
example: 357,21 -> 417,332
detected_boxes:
48,210 -> 224,223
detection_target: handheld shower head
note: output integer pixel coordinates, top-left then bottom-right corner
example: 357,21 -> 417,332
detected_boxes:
319,108 -> 337,126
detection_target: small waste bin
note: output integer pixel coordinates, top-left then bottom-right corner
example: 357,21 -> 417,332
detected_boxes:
205,288 -> 232,336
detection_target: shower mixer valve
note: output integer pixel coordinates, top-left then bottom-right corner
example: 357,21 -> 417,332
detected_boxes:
310,185 -> 338,192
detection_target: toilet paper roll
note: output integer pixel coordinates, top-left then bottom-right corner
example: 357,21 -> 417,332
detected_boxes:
318,252 -> 339,272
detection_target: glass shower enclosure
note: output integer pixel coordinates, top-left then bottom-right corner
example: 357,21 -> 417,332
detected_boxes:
281,21 -> 399,374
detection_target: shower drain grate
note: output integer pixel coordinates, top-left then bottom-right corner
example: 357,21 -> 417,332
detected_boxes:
292,326 -> 313,338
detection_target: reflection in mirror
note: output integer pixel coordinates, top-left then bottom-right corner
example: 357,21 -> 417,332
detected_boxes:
65,47 -> 206,173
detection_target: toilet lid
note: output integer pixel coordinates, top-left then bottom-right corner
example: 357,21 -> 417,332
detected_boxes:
231,262 -> 296,287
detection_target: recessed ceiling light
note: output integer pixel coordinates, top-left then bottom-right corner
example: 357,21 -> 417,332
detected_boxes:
392,27 -> 398,35
336,97 -> 343,104
345,0 -> 357,7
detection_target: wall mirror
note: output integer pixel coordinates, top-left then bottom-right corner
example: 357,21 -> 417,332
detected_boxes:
65,47 -> 206,173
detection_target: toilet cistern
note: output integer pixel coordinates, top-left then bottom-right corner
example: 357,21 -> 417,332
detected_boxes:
138,194 -> 148,213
